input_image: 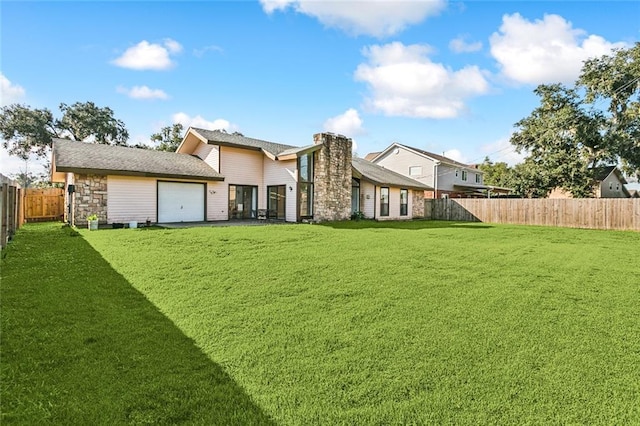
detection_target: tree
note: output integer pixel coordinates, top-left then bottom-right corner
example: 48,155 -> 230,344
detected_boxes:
510,44 -> 640,196
151,123 -> 184,152
477,157 -> 514,188
578,43 -> 640,175
0,101 -> 129,160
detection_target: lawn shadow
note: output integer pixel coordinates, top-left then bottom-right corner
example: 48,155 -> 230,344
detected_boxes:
1,224 -> 275,425
321,219 -> 494,231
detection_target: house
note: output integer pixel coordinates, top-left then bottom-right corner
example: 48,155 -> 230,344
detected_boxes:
51,129 -> 431,226
367,143 -> 508,198
547,165 -> 632,199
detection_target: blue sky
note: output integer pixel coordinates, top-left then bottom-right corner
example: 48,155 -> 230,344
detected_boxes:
1,1 -> 639,184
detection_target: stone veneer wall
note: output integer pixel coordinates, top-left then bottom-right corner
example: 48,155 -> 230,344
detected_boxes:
412,189 -> 425,218
312,133 -> 353,222
73,174 -> 107,226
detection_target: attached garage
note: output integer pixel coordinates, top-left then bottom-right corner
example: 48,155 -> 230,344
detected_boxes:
157,181 -> 205,223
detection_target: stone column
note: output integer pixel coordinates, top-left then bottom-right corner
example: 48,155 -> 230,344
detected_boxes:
312,133 -> 353,222
412,189 -> 425,218
74,174 -> 108,226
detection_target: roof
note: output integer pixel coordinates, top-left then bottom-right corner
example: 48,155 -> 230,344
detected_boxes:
395,143 -> 471,168
190,127 -> 297,157
352,157 -> 431,190
364,152 -> 380,161
52,139 -> 224,181
590,165 -> 627,184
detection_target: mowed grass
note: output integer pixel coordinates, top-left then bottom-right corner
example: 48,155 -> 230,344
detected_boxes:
3,221 -> 640,424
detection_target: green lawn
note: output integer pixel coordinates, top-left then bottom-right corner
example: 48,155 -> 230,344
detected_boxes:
2,221 -> 639,424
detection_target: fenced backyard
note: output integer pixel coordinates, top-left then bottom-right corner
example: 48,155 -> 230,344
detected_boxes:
425,198 -> 640,231
24,187 -> 64,222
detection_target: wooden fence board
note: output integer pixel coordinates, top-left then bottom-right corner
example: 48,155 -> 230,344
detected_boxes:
24,188 -> 64,222
426,198 -> 640,231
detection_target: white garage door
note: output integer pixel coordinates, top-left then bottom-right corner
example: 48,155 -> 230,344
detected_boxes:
158,182 -> 205,223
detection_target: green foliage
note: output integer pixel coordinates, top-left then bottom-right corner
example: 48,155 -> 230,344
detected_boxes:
350,210 -> 365,220
151,123 -> 184,152
0,101 -> 129,160
511,44 -> 640,195
73,222 -> 639,424
86,214 -> 98,221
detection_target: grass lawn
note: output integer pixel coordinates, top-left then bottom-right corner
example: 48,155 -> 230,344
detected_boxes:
2,221 -> 639,424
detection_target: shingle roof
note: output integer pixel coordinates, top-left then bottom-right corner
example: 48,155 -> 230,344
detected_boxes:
590,165 -> 626,183
52,139 -> 224,181
352,157 -> 431,190
190,128 -> 297,157
396,143 -> 471,168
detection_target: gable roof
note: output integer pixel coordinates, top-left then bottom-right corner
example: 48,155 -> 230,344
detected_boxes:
352,157 -> 431,190
189,127 -> 298,157
590,165 -> 627,184
370,143 -> 473,169
51,139 -> 224,181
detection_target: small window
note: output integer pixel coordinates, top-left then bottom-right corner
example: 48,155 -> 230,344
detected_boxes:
455,169 -> 459,177
441,193 -> 449,199
409,166 -> 422,176
462,170 -> 468,181
380,187 -> 389,217
400,189 -> 408,216
616,184 -> 620,191
609,182 -> 613,190
475,173 -> 481,183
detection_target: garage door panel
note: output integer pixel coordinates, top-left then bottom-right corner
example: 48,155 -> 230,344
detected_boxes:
158,182 -> 205,223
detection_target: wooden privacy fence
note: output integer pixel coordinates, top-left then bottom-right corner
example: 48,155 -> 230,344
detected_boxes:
25,188 -> 64,222
425,198 -> 640,231
1,174 -> 25,249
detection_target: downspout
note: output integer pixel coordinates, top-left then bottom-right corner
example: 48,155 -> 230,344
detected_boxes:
434,161 -> 440,199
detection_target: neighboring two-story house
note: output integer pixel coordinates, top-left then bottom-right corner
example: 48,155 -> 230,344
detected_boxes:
368,143 -> 492,198
548,165 -> 632,199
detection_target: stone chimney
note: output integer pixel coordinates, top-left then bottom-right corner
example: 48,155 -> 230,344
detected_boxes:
312,133 -> 353,221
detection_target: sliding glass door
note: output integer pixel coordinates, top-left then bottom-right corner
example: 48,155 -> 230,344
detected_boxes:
267,185 -> 286,220
229,185 -> 258,219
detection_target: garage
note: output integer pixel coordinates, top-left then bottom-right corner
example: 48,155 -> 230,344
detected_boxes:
157,181 -> 205,223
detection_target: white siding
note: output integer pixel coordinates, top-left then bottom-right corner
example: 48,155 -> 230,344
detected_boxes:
219,146 -> 265,207
264,157 -> 298,222
206,181 -> 228,220
107,175 -> 157,223
194,143 -> 220,172
361,181 -> 376,218
375,147 -> 436,188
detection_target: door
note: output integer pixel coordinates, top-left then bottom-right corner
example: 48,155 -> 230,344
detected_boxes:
229,185 -> 258,219
267,185 -> 286,220
157,182 -> 205,223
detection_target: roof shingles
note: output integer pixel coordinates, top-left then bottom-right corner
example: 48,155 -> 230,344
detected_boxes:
352,157 -> 431,190
190,128 -> 297,157
53,139 -> 223,181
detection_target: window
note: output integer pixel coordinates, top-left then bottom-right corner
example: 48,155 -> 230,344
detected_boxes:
267,185 -> 286,220
462,170 -> 468,181
298,153 -> 314,218
609,182 -> 613,190
409,166 -> 422,176
475,173 -> 481,184
380,187 -> 389,216
455,169 -> 459,177
400,189 -> 408,216
351,178 -> 360,213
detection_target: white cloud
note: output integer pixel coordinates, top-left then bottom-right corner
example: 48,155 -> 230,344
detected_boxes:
443,149 -> 468,164
117,85 -> 169,100
1,74 -> 26,106
112,39 -> 183,70
480,135 -> 526,166
260,0 -> 446,37
354,42 -> 490,119
323,108 -> 365,137
0,146 -> 47,177
490,13 -> 627,85
172,112 -> 238,132
193,45 -> 224,58
449,35 -> 482,53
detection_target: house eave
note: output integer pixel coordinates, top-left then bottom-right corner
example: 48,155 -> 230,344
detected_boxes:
55,166 -> 225,182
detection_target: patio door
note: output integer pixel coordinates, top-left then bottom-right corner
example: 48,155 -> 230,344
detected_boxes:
267,185 -> 286,220
229,185 -> 258,219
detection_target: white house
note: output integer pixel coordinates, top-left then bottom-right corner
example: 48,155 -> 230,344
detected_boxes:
51,129 -> 431,226
368,143 -> 498,198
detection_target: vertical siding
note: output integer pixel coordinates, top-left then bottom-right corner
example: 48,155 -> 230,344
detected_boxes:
107,175 -> 157,223
220,146 -> 265,207
194,143 -> 220,172
361,181 -> 376,218
264,157 -> 298,222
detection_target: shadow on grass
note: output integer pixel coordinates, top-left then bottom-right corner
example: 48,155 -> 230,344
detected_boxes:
1,223 -> 275,425
321,219 -> 493,231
